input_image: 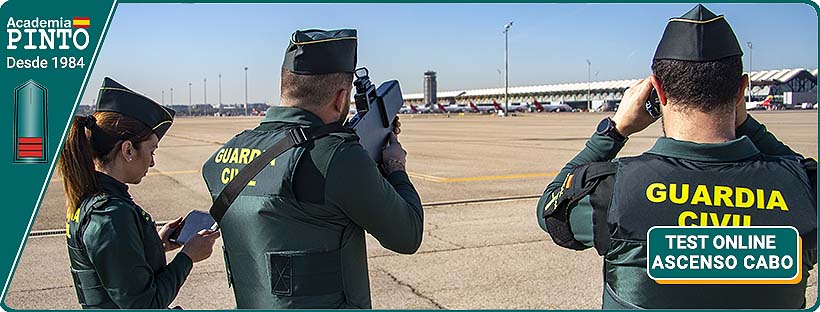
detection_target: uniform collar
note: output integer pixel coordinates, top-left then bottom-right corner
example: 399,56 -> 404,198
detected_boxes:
260,106 -> 325,127
646,136 -> 760,162
95,171 -> 131,200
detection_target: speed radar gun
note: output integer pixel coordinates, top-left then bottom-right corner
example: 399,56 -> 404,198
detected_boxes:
344,68 -> 404,163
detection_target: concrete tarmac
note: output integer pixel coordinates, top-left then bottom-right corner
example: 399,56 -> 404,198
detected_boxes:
6,111 -> 818,309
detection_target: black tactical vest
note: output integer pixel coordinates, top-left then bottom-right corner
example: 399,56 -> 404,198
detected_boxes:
202,127 -> 370,309
600,153 -> 817,309
66,194 -> 164,309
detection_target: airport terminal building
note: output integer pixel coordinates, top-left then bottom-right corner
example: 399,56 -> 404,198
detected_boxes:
403,68 -> 818,111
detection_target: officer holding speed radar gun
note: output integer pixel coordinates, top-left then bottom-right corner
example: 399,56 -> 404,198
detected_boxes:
537,4 -> 817,309
201,29 -> 424,309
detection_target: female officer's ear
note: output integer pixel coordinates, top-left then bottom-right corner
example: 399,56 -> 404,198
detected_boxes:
121,140 -> 134,162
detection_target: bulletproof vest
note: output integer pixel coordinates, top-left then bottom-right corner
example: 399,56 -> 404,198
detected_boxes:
600,153 -> 817,309
66,195 -> 116,309
66,194 -> 163,309
202,127 -> 370,309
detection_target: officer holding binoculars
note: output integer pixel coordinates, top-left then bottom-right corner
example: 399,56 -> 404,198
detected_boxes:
537,5 -> 817,309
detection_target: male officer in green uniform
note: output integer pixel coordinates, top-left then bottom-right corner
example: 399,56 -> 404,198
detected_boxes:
537,5 -> 817,309
202,29 -> 424,309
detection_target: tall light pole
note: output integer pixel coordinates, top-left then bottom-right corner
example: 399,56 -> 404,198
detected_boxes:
747,41 -> 753,102
161,90 -> 164,105
595,71 -> 601,106
244,66 -> 249,115
203,77 -> 207,107
170,88 -> 173,106
586,59 -> 592,111
188,82 -> 192,106
218,73 -> 222,115
503,21 -> 513,117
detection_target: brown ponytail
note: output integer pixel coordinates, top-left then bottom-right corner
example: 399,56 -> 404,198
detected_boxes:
58,112 -> 153,220
58,116 -> 99,220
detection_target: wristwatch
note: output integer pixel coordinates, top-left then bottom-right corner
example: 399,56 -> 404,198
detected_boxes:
596,117 -> 628,143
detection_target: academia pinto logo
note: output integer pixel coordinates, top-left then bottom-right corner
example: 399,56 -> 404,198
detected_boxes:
6,16 -> 90,69
6,16 -> 90,49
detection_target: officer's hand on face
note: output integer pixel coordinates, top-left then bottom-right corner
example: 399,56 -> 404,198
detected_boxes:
611,77 -> 658,137
735,96 -> 749,129
382,133 -> 407,175
158,216 -> 183,252
180,229 -> 220,263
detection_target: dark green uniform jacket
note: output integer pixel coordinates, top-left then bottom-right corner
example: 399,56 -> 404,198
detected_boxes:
202,107 -> 423,309
538,116 -> 818,309
66,172 -> 193,309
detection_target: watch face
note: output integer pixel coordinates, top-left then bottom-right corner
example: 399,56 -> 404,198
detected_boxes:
596,118 -> 610,134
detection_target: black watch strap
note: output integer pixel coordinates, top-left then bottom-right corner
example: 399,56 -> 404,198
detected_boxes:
607,125 -> 627,143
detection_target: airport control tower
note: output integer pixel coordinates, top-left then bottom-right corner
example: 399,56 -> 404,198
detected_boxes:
424,71 -> 437,105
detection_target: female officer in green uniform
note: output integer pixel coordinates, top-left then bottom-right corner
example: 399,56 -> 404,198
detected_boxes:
59,78 -> 220,309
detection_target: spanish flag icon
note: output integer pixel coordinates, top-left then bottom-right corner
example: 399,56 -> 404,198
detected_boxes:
73,17 -> 90,28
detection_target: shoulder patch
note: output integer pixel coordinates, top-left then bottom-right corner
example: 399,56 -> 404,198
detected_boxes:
541,162 -> 617,251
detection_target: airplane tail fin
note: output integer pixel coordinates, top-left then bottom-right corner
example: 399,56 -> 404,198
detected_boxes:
532,100 -> 544,112
437,103 -> 447,112
762,96 -> 773,106
410,104 -> 418,113
469,101 -> 478,112
493,100 -> 503,111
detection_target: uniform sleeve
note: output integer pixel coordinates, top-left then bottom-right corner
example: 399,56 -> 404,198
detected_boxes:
537,133 -> 624,247
83,201 -> 193,309
736,114 -> 802,158
325,143 -> 424,254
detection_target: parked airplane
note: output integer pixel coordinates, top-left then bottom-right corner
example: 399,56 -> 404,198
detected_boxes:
409,104 -> 435,114
468,101 -> 501,114
746,95 -> 773,110
438,103 -> 469,113
531,100 -> 573,112
398,105 -> 415,114
492,100 -> 529,113
509,102 -> 531,112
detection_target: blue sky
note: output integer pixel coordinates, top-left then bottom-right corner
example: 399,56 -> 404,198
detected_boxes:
81,3 -> 818,106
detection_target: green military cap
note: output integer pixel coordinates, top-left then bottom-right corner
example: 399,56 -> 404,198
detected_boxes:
282,29 -> 357,75
653,4 -> 743,61
95,77 -> 176,141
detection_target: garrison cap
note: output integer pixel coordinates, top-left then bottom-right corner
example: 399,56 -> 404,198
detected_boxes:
95,77 -> 176,141
282,29 -> 357,75
653,4 -> 743,61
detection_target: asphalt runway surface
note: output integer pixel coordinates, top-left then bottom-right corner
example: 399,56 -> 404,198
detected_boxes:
6,111 -> 818,309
